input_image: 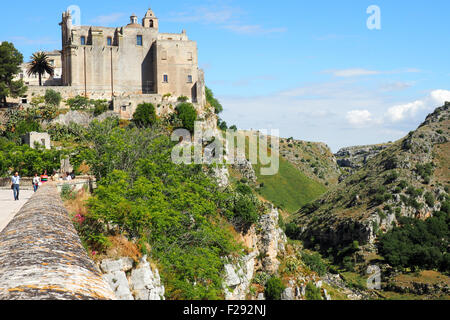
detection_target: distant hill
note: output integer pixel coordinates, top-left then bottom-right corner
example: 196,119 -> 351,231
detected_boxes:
292,103 -> 450,249
279,138 -> 341,186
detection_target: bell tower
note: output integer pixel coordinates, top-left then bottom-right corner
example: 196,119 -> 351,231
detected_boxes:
142,8 -> 158,30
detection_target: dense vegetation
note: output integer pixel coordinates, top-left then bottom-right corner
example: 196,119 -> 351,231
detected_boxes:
379,210 -> 449,271
0,137 -> 62,176
68,119 -> 266,299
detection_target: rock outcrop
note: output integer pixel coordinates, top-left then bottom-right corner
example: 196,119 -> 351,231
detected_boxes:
335,143 -> 392,179
223,251 -> 258,300
256,207 -> 287,273
223,207 -> 288,300
100,255 -> 165,300
50,110 -> 118,127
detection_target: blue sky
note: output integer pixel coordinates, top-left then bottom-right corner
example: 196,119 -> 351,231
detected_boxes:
1,0 -> 449,151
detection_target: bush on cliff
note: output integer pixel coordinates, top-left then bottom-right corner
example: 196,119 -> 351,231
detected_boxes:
264,276 -> 285,300
175,102 -> 197,133
132,103 -> 157,127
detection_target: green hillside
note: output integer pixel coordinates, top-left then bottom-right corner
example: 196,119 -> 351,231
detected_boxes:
254,155 -> 327,213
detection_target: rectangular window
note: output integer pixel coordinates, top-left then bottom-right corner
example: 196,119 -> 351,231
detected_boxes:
49,60 -> 54,66
137,35 -> 143,46
107,37 -> 112,46
161,50 -> 167,60
187,52 -> 193,61
187,75 -> 193,83
163,74 -> 168,83
80,36 -> 86,45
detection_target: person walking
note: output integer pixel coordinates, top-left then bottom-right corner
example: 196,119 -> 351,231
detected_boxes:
33,173 -> 41,192
11,172 -> 20,201
41,170 -> 49,184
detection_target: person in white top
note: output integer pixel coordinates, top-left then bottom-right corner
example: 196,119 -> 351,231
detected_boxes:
11,172 -> 20,201
32,173 -> 41,193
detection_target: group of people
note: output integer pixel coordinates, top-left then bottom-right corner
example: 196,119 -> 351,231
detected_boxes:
10,170 -> 76,201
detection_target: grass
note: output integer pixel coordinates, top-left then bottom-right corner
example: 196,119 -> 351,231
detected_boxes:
254,155 -> 327,213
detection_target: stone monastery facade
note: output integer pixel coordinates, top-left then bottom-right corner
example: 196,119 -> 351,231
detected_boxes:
59,8 -> 205,104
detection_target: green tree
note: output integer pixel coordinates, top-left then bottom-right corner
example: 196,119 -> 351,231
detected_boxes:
175,102 -> 197,132
206,86 -> 223,114
44,89 -> 62,107
265,276 -> 285,300
132,103 -> 157,127
0,42 -> 27,105
27,51 -> 54,86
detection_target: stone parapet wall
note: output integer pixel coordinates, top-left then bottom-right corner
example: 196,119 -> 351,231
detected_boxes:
0,183 -> 115,300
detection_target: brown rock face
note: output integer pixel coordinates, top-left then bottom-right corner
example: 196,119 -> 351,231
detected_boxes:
0,184 -> 115,300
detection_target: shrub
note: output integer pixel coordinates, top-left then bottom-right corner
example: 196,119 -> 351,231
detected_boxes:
424,192 -> 435,207
265,276 -> 285,300
398,180 -> 408,189
205,87 -> 223,114
66,95 -> 90,110
175,102 -> 197,132
132,103 -> 157,127
93,99 -> 109,116
233,195 -> 259,226
385,171 -> 399,184
305,282 -> 322,300
177,95 -> 189,102
301,252 -> 328,276
44,89 -> 62,107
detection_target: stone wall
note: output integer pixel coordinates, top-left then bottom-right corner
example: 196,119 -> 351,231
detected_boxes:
0,184 -> 115,300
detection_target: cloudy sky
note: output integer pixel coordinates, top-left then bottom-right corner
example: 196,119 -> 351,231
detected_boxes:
1,0 -> 449,151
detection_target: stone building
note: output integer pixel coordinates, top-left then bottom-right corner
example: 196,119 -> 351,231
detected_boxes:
16,50 -> 62,88
59,8 -> 205,104
21,132 -> 51,149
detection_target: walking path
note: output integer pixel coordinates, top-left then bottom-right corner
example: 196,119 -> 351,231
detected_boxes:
0,189 -> 34,233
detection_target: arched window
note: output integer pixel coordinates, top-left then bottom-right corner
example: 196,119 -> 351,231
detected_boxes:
149,20 -> 154,27
80,36 -> 86,45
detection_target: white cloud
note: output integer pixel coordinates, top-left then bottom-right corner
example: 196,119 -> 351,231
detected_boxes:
430,89 -> 450,104
325,68 -> 381,77
323,68 -> 421,78
385,89 -> 450,122
385,100 -> 425,122
346,110 -> 375,127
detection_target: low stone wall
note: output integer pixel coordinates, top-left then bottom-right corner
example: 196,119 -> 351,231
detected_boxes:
0,176 -> 96,191
0,183 -> 115,300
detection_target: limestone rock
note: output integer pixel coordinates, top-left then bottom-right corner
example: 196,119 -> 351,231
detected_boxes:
130,256 -> 165,300
257,207 -> 287,273
102,271 -> 134,300
223,251 -> 258,300
100,257 -> 134,273
281,287 -> 295,300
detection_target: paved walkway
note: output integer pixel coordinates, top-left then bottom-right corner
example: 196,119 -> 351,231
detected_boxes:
0,189 -> 34,233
